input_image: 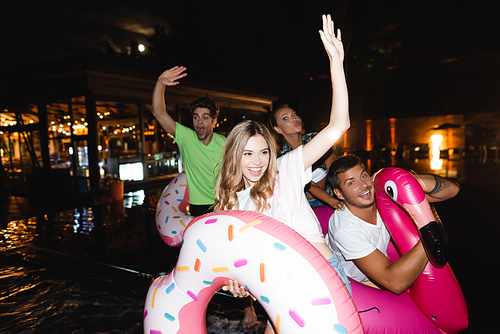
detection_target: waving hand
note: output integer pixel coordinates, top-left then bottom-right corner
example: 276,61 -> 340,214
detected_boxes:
319,14 -> 344,65
158,66 -> 188,86
152,66 -> 188,135
302,14 -> 350,170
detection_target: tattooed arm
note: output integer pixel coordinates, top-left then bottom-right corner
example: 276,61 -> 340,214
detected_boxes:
415,173 -> 460,203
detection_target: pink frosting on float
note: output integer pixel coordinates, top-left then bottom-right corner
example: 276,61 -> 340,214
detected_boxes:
166,210 -> 363,334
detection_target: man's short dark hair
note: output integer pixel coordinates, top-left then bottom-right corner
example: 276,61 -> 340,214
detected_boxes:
327,154 -> 367,190
190,96 -> 219,119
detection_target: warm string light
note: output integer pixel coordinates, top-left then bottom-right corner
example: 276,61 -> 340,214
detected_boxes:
0,117 -> 17,127
97,111 -> 111,119
46,111 -> 119,136
104,124 -> 136,135
2,108 -> 127,134
49,117 -> 90,136
214,118 -> 228,128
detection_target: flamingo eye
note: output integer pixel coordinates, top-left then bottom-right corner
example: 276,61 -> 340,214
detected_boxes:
384,180 -> 398,200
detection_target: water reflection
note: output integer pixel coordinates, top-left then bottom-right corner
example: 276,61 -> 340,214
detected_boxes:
365,155 -> 499,187
0,189 -> 161,263
124,190 -> 145,208
0,217 -> 40,248
356,113 -> 500,187
72,207 -> 95,234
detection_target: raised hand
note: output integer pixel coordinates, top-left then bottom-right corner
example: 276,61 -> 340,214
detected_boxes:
158,66 -> 188,86
301,14 -> 349,171
152,66 -> 188,135
319,14 -> 344,64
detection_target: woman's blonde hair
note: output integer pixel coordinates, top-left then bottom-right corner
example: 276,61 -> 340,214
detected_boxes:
214,120 -> 278,213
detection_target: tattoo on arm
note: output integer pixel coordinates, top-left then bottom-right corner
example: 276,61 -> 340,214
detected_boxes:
428,174 -> 450,194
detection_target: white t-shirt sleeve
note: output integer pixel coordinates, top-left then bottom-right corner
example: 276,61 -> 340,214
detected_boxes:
275,147 -> 324,244
277,146 -> 312,187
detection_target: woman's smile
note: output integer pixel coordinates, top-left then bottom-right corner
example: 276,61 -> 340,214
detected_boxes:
240,135 -> 270,188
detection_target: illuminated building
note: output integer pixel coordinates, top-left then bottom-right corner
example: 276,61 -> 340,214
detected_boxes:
0,64 -> 275,197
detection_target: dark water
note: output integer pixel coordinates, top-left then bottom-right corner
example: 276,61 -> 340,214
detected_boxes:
1,156 -> 499,333
0,250 -> 145,334
0,247 -> 266,334
0,188 -> 267,334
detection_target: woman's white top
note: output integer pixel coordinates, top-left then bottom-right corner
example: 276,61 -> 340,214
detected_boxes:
236,146 -> 325,244
311,168 -> 328,183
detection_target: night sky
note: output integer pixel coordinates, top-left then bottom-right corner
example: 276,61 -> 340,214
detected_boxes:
1,0 -> 499,110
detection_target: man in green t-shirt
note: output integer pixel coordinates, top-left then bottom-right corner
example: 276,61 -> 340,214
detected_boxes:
152,66 -> 226,217
152,66 -> 258,328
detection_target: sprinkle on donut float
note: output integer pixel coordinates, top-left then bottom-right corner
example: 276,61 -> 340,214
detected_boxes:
144,210 -> 363,334
155,172 -> 193,247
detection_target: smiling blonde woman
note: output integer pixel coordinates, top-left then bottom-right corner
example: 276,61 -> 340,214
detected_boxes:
215,14 -> 352,333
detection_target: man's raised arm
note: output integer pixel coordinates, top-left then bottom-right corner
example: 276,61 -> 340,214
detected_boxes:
151,66 -> 188,136
303,14 -> 350,170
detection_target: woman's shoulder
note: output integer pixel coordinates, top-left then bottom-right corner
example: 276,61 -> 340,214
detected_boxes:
277,146 -> 304,173
278,142 -> 292,158
302,132 -> 318,144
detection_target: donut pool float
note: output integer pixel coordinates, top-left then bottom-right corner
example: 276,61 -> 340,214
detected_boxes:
146,168 -> 468,333
155,172 -> 193,246
143,210 -> 363,334
313,167 -> 468,333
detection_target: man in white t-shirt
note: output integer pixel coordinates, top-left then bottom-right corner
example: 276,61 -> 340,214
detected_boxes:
325,154 -> 460,294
